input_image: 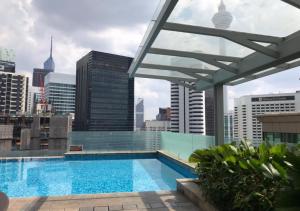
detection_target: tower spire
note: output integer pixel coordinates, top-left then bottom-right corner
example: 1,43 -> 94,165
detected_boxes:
50,36 -> 53,58
43,36 -> 55,71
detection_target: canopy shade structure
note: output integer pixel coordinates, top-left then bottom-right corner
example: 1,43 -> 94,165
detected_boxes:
128,0 -> 300,91
128,0 -> 300,146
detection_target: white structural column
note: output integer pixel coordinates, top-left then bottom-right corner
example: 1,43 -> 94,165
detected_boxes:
214,84 -> 224,145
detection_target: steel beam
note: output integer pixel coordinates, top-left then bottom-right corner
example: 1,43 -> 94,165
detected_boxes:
163,22 -> 282,58
128,0 -> 178,77
135,73 -> 196,82
140,63 -> 213,83
140,63 -> 215,75
196,30 -> 300,90
148,48 -> 241,74
228,60 -> 300,86
282,0 -> 300,9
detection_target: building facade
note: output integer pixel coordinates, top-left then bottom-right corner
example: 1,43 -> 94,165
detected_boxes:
0,60 -> 15,73
0,71 -> 29,114
32,68 -> 53,87
170,83 -> 205,134
135,98 -> 144,130
224,111 -> 234,143
257,112 -> 300,145
75,51 -> 134,131
26,86 -> 35,114
205,88 -> 215,136
45,72 -> 76,115
234,92 -> 300,146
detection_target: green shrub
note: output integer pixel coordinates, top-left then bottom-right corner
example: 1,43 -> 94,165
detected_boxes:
189,141 -> 299,211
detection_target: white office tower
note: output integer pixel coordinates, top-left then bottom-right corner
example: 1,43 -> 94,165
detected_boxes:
170,57 -> 205,134
45,72 -> 76,115
26,86 -> 34,114
234,92 -> 300,146
170,83 -> 205,134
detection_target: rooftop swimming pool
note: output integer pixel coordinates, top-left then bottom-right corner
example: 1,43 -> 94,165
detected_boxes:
0,153 -> 196,198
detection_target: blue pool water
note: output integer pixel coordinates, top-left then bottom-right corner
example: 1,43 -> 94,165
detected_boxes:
0,156 -> 195,198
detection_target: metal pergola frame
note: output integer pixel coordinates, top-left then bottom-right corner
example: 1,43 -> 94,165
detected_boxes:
128,0 -> 300,145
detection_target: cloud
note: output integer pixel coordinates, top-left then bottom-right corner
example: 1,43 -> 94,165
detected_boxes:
0,0 -> 299,120
32,0 -> 158,33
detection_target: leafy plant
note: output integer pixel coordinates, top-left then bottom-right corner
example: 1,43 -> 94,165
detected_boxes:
189,141 -> 298,211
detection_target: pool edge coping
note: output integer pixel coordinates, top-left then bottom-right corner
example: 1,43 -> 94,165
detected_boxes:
8,190 -> 178,201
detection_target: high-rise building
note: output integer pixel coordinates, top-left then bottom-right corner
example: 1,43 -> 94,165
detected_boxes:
205,89 -> 215,136
234,92 -> 300,146
156,107 -> 171,121
170,83 -> 205,134
75,51 -> 134,131
32,37 -> 55,87
26,86 -> 34,114
43,36 -> 55,71
170,56 -> 205,134
224,111 -> 234,143
32,68 -> 53,87
0,60 -> 15,73
135,98 -> 144,130
45,72 -> 76,115
0,71 -> 29,114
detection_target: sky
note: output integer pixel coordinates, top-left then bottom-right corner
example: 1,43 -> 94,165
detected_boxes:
0,0 -> 299,120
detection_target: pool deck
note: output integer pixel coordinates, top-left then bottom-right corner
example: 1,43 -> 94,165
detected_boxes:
8,191 -> 201,211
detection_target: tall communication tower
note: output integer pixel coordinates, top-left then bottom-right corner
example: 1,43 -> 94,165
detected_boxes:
212,0 -> 233,113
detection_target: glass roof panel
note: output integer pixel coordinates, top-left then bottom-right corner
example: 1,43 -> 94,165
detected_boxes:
136,67 -> 197,80
130,0 -> 300,89
167,0 -> 300,37
141,54 -> 219,70
151,30 -> 254,57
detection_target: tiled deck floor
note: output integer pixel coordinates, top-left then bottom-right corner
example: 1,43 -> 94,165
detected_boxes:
8,191 -> 201,211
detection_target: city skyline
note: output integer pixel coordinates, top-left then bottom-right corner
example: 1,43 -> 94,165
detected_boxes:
1,0 -> 299,120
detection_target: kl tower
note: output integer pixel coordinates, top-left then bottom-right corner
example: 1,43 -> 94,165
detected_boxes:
212,0 -> 233,142
212,0 -> 233,114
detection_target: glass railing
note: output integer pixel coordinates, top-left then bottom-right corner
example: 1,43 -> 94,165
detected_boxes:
67,131 -> 214,161
0,150 -> 65,158
160,132 -> 215,161
0,131 -> 214,161
68,131 -> 161,152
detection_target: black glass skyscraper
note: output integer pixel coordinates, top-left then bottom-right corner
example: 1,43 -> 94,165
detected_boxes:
75,51 -> 134,131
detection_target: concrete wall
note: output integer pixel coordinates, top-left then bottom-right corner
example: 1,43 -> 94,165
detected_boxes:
49,116 -> 72,138
0,125 -> 13,152
31,116 -> 41,138
20,128 -> 31,150
48,115 -> 72,150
